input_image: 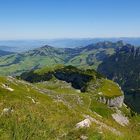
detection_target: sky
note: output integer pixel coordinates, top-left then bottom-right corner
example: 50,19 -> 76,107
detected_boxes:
0,0 -> 140,40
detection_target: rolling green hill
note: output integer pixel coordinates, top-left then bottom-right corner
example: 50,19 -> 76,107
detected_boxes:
0,66 -> 139,139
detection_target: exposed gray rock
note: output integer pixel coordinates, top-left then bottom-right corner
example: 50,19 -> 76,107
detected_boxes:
112,109 -> 129,126
1,107 -> 14,116
1,83 -> 14,92
80,135 -> 88,140
84,115 -> 122,136
99,95 -> 124,108
76,118 -> 91,128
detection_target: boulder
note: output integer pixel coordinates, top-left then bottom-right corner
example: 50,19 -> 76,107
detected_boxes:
76,118 -> 91,128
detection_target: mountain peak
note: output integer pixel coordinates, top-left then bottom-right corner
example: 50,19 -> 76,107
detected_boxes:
40,45 -> 54,49
24,45 -> 59,57
116,43 -> 140,56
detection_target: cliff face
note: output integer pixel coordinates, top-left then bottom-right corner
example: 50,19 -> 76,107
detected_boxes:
98,45 -> 140,92
99,95 -> 124,108
98,45 -> 140,112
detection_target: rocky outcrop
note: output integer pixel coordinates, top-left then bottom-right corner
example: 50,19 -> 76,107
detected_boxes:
99,95 -> 124,108
1,83 -> 14,91
1,107 -> 14,116
76,118 -> 91,128
112,110 -> 129,126
83,115 -> 122,136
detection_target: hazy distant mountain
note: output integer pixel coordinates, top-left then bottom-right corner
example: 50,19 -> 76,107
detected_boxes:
0,38 -> 140,52
0,39 -> 95,52
0,41 -> 124,75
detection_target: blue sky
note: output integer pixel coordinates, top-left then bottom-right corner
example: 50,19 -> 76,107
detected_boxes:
0,0 -> 140,39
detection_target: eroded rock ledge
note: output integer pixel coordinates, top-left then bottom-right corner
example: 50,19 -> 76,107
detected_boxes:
99,95 -> 124,108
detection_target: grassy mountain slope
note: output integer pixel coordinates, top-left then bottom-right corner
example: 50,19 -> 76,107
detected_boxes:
0,46 -> 65,75
20,65 -> 123,98
66,46 -> 114,69
0,66 -> 140,139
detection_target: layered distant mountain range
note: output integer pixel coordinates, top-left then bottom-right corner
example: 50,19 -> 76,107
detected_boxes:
0,40 -> 140,113
0,41 -> 123,75
0,37 -> 140,52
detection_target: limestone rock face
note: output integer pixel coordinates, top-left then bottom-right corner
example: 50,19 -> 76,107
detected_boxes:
112,111 -> 129,126
99,95 -> 124,108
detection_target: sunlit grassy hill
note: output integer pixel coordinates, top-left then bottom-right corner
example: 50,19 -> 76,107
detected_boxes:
0,65 -> 137,139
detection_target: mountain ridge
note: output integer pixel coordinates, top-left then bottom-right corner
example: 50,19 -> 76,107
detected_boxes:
0,41 -> 120,75
0,38 -> 140,52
